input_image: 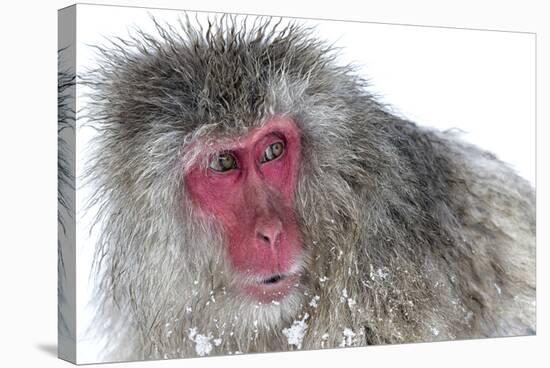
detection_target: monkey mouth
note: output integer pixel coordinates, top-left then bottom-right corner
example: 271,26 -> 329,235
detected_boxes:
261,274 -> 285,285
239,259 -> 305,302
242,273 -> 300,303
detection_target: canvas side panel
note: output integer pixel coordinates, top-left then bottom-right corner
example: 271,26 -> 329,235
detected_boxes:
58,4 -> 77,364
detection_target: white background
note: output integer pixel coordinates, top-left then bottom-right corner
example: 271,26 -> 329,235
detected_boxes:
0,1 -> 548,368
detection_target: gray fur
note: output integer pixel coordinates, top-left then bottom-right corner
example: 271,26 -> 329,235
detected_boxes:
82,15 -> 535,362
58,48 -> 77,358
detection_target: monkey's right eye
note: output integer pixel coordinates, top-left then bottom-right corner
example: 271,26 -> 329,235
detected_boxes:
209,153 -> 238,172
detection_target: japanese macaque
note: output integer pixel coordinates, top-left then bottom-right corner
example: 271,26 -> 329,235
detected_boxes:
83,16 -> 535,361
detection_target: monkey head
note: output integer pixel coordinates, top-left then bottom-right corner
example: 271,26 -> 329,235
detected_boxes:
86,15 -> 378,357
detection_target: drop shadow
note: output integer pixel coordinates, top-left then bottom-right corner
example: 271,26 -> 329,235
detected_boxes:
36,343 -> 57,357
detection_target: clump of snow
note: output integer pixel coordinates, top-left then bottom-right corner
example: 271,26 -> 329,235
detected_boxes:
494,283 -> 502,295
213,338 -> 222,346
341,289 -> 358,310
340,328 -> 356,347
188,327 -> 214,357
194,334 -> 213,356
338,288 -> 357,309
370,268 -> 390,281
431,327 -> 440,336
319,276 -> 329,283
282,313 -> 309,349
321,333 -> 330,348
309,295 -> 320,308
340,288 -> 348,303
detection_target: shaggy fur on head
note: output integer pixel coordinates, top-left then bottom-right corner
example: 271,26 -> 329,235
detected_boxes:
83,15 -> 535,361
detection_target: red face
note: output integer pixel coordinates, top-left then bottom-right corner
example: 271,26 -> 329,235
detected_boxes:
185,118 -> 304,302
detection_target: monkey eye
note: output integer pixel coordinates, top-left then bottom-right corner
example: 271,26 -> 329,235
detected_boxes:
260,141 -> 285,163
209,153 -> 238,172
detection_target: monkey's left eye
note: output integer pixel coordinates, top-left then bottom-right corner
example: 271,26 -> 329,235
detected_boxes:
209,153 -> 238,172
261,141 -> 285,163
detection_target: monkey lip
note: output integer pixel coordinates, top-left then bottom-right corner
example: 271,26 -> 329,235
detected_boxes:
243,273 -> 299,303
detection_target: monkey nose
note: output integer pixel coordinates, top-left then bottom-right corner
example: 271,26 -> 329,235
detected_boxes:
255,220 -> 283,247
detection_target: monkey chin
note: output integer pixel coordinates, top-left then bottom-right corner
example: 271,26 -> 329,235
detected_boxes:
236,283 -> 305,329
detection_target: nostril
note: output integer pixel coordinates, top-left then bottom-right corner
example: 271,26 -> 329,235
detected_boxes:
257,232 -> 271,244
255,218 -> 283,246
